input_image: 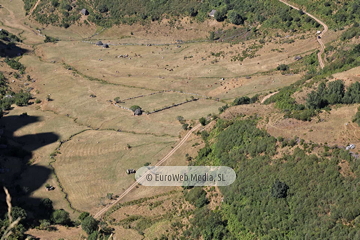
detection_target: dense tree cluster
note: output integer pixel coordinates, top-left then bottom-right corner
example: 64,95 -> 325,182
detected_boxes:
24,0 -> 81,28
306,80 -> 360,109
187,118 -> 360,239
0,29 -> 22,42
265,42 -> 360,121
340,23 -> 360,41
4,57 -> 26,72
0,198 -> 73,239
232,94 -> 258,106
290,0 -> 360,28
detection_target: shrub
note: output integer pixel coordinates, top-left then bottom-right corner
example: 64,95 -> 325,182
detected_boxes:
277,64 -> 289,71
44,35 -> 58,43
98,4 -> 109,13
52,209 -> 70,225
114,97 -> 121,103
177,115 -> 185,123
182,123 -> 189,130
218,104 -> 229,113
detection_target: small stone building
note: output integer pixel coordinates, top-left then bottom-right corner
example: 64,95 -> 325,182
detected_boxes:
209,10 -> 217,17
81,9 -> 89,15
134,108 -> 143,116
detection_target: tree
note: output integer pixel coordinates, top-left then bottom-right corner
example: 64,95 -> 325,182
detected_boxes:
10,207 -> 27,220
189,7 -> 198,17
182,123 -> 189,130
78,212 -> 90,221
228,10 -> 244,25
62,4 -> 72,11
184,188 -> 208,208
218,104 -> 229,113
14,91 -> 31,106
271,180 -> 289,198
44,35 -> 57,43
233,96 -> 250,106
52,209 -> 70,225
106,193 -> 113,200
177,115 -> 185,123
343,82 -> 360,103
51,0 -> 59,7
39,219 -> 51,230
40,198 -> 53,211
325,80 -> 345,104
98,4 -> 109,13
201,130 -> 210,141
88,231 -> 99,240
214,9 -> 226,22
277,64 -> 289,71
130,105 -> 141,112
306,91 -> 327,109
81,216 -> 98,235
114,97 -> 121,103
199,117 -> 207,126
353,44 -> 360,54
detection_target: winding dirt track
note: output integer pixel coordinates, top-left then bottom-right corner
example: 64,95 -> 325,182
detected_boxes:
261,91 -> 279,104
279,0 -> 328,69
94,124 -> 201,219
29,0 -> 41,16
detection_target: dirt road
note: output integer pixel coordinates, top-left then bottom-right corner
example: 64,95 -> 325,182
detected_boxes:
261,91 -> 279,104
29,0 -> 41,16
279,0 -> 328,69
94,124 -> 201,219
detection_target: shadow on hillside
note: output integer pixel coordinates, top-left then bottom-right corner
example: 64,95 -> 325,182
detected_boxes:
0,40 -> 28,58
0,114 -> 59,223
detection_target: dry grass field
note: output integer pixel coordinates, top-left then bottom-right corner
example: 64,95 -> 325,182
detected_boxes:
35,35 -> 315,93
1,106 -> 88,215
54,130 -> 176,213
265,104 -> 360,148
2,0 -> 359,238
105,190 -> 194,240
221,102 -> 360,152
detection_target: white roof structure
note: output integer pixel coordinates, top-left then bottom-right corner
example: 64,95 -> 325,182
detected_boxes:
209,10 -> 217,17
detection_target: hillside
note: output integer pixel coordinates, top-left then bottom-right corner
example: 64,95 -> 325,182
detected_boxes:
25,0 -> 324,32
0,0 -> 360,239
185,117 -> 360,239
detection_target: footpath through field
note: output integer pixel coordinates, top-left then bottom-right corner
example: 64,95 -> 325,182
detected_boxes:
94,124 -> 201,219
278,0 -> 328,69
